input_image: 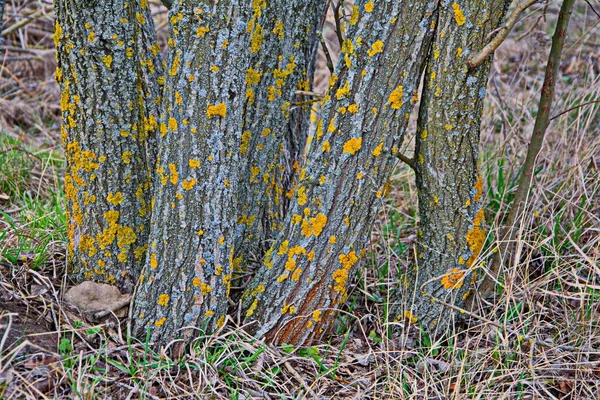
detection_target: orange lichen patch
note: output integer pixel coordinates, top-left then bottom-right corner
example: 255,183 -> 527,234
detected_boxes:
122,151 -> 133,164
364,0 -> 374,12
301,213 -> 327,237
441,268 -> 466,289
78,234 -> 97,257
343,137 -> 362,155
196,26 -> 209,37
157,293 -> 170,306
297,186 -> 308,206
367,40 -> 384,57
200,283 -> 212,296
372,141 -> 384,157
291,268 -> 302,281
100,55 -> 113,68
336,81 -> 350,100
281,303 -> 296,315
388,86 -> 404,109
182,177 -> 196,190
207,103 -> 227,119
465,208 -> 486,267
216,315 -> 225,329
107,192 -> 124,205
189,159 -> 200,168
347,103 -> 359,114
155,317 -> 166,327
246,299 -> 259,316
403,310 -> 418,324
150,253 -> 158,269
205,310 -> 214,317
333,250 -> 359,298
452,3 -> 466,26
350,6 -> 359,24
312,310 -> 322,322
168,164 -> 178,185
245,67 -> 262,85
278,240 -> 289,255
96,210 -> 120,250
240,130 -> 251,155
473,175 -> 484,203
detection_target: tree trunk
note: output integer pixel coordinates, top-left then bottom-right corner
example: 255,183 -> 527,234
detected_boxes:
241,0 -> 438,346
56,0 -> 163,292
234,0 -> 326,283
396,0 -> 511,333
131,0 -> 252,342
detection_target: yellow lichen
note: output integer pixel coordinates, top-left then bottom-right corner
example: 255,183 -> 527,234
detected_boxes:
200,283 -> 212,296
240,130 -> 251,155
441,268 -> 465,289
155,317 -> 166,327
107,192 -> 124,205
388,86 -> 404,109
207,103 -> 227,119
196,26 -> 209,37
182,178 -> 196,190
157,293 -> 170,306
301,212 -> 327,237
364,0 -> 374,12
372,141 -> 384,157
367,40 -> 384,57
343,137 -> 362,155
452,3 -> 466,26
465,208 -> 486,267
312,310 -> 322,322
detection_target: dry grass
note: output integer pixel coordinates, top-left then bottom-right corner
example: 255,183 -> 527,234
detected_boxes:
1,1 -> 599,399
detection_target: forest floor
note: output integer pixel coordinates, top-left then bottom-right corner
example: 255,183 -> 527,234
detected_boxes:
1,1 -> 599,399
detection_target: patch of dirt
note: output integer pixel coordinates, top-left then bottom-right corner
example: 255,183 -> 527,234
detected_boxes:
0,300 -> 57,355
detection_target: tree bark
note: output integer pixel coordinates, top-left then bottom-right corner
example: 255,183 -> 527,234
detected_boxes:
242,0 -> 439,346
131,0 -> 250,342
56,0 -> 163,292
234,0 -> 326,283
398,0 -> 511,333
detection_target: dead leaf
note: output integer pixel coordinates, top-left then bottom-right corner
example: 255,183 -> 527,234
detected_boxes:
64,281 -> 130,318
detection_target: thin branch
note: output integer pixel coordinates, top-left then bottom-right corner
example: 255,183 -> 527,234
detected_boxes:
396,152 -> 415,170
550,99 -> 600,121
584,0 -> 600,19
320,35 -> 335,76
332,0 -> 345,50
159,0 -> 172,9
468,0 -> 539,68
469,0 -> 576,307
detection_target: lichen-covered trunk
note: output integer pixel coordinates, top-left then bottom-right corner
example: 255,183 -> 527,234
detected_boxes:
131,0 -> 253,342
56,0 -> 162,292
399,0 -> 511,333
241,0 -> 439,346
234,0 -> 325,278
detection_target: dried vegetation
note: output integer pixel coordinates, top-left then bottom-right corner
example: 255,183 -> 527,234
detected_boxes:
1,0 -> 599,398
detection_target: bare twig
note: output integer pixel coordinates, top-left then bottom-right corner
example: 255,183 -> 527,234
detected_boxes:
468,0 -> 539,68
396,152 -> 415,170
320,35 -> 335,76
332,0 -> 345,50
550,99 -> 600,121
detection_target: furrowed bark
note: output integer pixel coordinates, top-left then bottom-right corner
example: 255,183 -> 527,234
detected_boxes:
402,0 -> 511,333
132,1 -> 251,343
234,0 -> 326,278
56,0 -> 163,292
242,0 -> 439,346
